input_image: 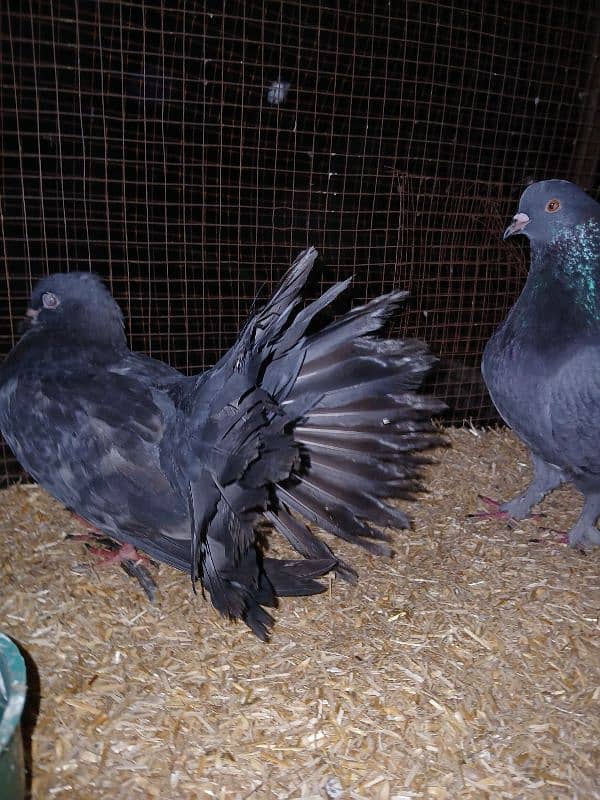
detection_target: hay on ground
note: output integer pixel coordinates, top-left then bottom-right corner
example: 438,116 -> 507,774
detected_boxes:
0,427 -> 598,799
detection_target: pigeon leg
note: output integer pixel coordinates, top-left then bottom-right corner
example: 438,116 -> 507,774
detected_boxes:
472,452 -> 565,523
66,517 -> 158,602
500,453 -> 566,519
567,493 -> 600,549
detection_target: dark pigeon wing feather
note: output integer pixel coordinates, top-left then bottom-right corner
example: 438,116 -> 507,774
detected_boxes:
0,363 -> 190,547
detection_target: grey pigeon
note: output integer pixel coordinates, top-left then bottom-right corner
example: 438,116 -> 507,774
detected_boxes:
482,179 -> 600,548
0,248 -> 444,638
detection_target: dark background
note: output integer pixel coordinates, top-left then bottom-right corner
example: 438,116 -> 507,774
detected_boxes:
1,1 -> 599,483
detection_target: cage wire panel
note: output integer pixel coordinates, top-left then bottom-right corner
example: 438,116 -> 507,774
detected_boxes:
0,1 -> 599,483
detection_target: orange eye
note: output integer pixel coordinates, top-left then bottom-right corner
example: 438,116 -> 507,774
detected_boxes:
545,198 -> 560,213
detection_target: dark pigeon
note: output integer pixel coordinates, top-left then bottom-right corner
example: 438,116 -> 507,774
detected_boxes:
482,179 -> 600,548
0,248 -> 444,638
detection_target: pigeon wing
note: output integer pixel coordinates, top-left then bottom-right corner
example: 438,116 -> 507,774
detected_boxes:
0,363 -> 189,550
548,341 -> 600,475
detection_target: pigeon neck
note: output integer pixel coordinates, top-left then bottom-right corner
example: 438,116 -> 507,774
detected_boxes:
529,219 -> 600,322
23,311 -> 128,355
82,317 -> 128,350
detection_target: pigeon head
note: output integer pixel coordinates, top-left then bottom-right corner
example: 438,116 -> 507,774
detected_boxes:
503,179 -> 600,244
24,272 -> 126,347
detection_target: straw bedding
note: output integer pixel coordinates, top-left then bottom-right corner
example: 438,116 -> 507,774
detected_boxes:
0,427 -> 598,799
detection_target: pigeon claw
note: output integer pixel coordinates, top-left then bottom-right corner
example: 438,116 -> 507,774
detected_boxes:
66,523 -> 158,603
468,495 -> 519,528
468,495 -> 545,529
528,529 -> 589,556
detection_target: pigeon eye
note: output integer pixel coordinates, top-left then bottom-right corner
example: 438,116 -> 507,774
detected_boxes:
545,198 -> 561,213
42,292 -> 60,309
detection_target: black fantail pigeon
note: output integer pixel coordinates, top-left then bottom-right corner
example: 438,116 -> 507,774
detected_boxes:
0,248 -> 444,637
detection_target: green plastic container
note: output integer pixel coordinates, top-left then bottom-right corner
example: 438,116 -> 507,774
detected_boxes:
0,635 -> 26,800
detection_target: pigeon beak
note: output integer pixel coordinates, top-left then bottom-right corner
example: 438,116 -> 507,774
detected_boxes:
503,212 -> 530,239
17,308 -> 39,335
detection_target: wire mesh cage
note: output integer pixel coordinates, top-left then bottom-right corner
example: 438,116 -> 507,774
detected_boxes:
1,1 -> 599,484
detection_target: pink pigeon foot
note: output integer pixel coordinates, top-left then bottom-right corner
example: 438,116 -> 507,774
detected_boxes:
533,530 -> 587,552
468,495 -> 545,528
65,517 -> 158,602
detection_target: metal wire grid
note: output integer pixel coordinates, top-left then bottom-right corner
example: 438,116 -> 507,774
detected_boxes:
0,1 -> 598,482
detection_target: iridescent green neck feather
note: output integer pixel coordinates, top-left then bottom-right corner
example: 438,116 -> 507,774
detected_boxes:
553,219 -> 600,319
529,219 -> 600,322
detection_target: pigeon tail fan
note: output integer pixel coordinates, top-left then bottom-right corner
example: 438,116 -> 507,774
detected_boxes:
264,287 -> 445,562
181,248 -> 444,633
